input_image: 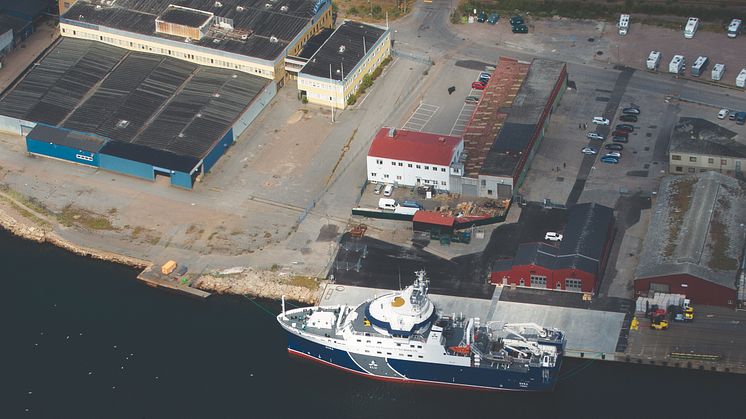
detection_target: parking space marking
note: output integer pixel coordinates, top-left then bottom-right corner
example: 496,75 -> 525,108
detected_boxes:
449,91 -> 482,136
403,103 -> 439,131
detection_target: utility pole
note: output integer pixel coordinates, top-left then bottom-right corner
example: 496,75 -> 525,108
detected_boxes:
329,63 -> 334,123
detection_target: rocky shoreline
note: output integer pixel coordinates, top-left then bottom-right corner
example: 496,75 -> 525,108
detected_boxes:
0,197 -> 323,305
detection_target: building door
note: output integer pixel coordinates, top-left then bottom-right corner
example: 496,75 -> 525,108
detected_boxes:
565,278 -> 583,292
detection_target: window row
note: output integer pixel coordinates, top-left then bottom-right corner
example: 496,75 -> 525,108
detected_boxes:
671,154 -> 728,165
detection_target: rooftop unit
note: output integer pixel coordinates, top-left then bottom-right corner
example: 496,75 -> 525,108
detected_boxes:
155,5 -> 214,40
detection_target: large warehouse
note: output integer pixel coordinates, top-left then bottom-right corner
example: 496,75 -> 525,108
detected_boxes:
0,38 -> 273,189
491,203 -> 615,294
58,0 -> 334,83
455,57 -> 567,198
635,172 -> 746,307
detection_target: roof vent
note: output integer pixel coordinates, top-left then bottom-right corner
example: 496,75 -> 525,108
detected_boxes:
184,38 -> 191,43
240,34 -> 248,40
338,45 -> 346,53
116,119 -> 130,129
212,38 -> 221,44
269,36 -> 278,43
78,14 -> 85,20
212,92 -> 221,98
196,113 -> 202,118
265,3 -> 272,8
214,1 -> 223,7
178,133 -> 185,138
236,5 -> 244,11
280,5 -> 289,12
387,128 -> 396,137
95,4 -> 102,10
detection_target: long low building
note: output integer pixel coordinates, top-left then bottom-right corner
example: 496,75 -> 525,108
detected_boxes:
0,38 -> 273,189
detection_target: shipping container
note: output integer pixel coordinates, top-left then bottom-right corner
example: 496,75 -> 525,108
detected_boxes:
161,260 -> 177,275
711,63 -> 725,81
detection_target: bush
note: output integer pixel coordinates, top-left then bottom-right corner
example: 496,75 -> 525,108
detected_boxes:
301,96 -> 308,104
349,6 -> 358,14
347,94 -> 357,106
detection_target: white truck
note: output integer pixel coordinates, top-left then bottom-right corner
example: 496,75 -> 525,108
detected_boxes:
378,198 -> 397,210
711,63 -> 725,81
684,17 -> 699,38
646,51 -> 661,70
737,68 -> 746,88
669,55 -> 685,74
618,14 -> 630,36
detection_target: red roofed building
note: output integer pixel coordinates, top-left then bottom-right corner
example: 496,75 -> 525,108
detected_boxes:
412,211 -> 456,234
367,128 -> 464,191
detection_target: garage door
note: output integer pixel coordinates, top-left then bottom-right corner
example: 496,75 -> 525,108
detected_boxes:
565,278 -> 583,292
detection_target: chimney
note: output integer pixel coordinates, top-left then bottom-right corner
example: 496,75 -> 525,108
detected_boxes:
387,128 -> 396,138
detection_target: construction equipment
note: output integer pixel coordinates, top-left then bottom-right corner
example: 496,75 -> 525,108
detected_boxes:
651,315 -> 669,330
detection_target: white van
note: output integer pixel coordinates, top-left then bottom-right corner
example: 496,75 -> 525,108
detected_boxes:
383,184 -> 393,197
378,198 -> 397,210
618,14 -> 630,36
684,17 -> 699,39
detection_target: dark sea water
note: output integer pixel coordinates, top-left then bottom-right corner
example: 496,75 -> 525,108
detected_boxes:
1,227 -> 745,419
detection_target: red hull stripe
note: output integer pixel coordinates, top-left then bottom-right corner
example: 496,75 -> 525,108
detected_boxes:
287,348 -> 541,392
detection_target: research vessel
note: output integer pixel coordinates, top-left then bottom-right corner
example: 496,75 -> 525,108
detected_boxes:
277,270 -> 565,391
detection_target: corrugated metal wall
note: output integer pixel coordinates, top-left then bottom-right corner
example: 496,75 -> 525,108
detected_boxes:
99,154 -> 155,181
232,82 -> 276,139
202,128 -> 233,173
170,171 -> 193,189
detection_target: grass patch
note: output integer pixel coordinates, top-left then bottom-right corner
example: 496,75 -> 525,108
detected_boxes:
663,177 -> 696,257
708,209 -> 738,271
286,275 -> 320,291
58,205 -> 116,231
0,183 -> 53,218
0,195 -> 51,228
336,0 -> 412,21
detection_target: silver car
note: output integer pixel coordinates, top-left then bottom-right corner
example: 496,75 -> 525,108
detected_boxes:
586,132 -> 604,140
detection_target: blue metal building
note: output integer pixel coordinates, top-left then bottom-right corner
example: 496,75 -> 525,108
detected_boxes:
26,124 -> 105,166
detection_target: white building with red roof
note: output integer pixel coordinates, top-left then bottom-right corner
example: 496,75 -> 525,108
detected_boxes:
367,128 -> 464,191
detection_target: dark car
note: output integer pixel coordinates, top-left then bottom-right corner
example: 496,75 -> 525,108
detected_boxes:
512,24 -> 528,33
477,12 -> 487,23
611,130 -> 629,138
605,143 -> 624,151
622,107 -> 641,115
729,112 -> 738,121
612,136 -> 629,143
619,114 -> 638,123
615,124 -> 634,132
488,13 -> 500,24
510,16 -> 524,26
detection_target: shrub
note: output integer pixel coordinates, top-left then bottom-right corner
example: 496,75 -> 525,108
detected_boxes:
347,94 -> 357,106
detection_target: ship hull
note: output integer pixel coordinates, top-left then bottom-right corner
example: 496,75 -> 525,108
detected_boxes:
285,331 -> 561,392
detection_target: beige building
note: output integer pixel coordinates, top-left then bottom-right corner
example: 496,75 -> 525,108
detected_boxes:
59,0 -> 333,83
668,117 -> 745,179
298,21 -> 391,110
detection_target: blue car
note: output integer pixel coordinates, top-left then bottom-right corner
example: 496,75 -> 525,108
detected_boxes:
600,156 -> 619,164
401,200 -> 424,209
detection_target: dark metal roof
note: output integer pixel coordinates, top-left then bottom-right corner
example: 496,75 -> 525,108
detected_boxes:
0,0 -> 48,20
157,6 -> 213,27
62,0 -> 326,62
298,27 -> 333,59
668,117 -> 746,158
27,124 -> 107,153
0,38 -> 269,173
514,242 -> 559,268
100,140 -> 199,173
0,14 -> 29,34
479,58 -> 566,178
300,21 -> 387,80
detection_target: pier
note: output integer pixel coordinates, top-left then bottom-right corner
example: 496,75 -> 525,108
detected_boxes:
136,265 -> 211,299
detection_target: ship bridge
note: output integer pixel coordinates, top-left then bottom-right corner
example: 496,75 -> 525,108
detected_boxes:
365,270 -> 436,337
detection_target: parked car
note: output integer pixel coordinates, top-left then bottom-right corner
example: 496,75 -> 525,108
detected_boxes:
729,112 -> 737,121
510,16 -> 524,26
479,72 -> 492,80
477,11 -> 487,23
383,184 -> 394,196
718,109 -> 729,119
373,184 -> 383,194
600,156 -> 620,164
512,24 -> 528,33
616,123 -> 634,132
619,114 -> 638,123
604,152 -> 621,158
471,81 -> 487,90
487,13 -> 499,24
465,96 -> 480,104
581,147 -> 598,155
592,117 -> 610,125
611,130 -> 629,138
612,136 -> 629,143
605,143 -> 624,151
401,200 -> 423,209
545,232 -> 563,241
622,107 -> 641,115
586,132 -> 604,140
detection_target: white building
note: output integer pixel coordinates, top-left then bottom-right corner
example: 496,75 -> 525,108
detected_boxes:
367,128 -> 463,192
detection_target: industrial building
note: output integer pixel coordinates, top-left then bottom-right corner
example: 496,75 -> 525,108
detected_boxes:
668,117 -> 745,179
298,20 -> 391,109
58,0 -> 334,83
0,38 -> 273,189
455,57 -> 567,198
635,172 -> 746,307
366,128 -> 464,191
490,203 -> 615,294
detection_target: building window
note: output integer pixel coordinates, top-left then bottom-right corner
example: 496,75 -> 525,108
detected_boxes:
424,166 -> 429,170
708,158 -> 714,164
398,162 -> 403,166
383,174 -> 389,178
432,166 -> 437,171
721,159 -> 727,165
519,279 -> 525,286
416,165 -> 421,169
441,181 -> 446,185
671,155 -> 681,161
396,176 -> 402,180
555,281 -> 562,289
391,162 -> 396,166
675,166 -> 682,172
408,163 -> 413,168
481,179 -> 486,186
689,156 -> 697,162
530,275 -> 547,288
371,172 -> 376,177
487,189 -> 493,195
376,159 -> 383,164
441,168 -> 446,172
688,167 -> 695,173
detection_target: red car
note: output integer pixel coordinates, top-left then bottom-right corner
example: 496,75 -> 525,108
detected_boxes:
471,81 -> 487,90
611,130 -> 628,138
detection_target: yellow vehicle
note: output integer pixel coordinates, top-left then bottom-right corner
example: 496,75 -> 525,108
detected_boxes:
364,318 -> 371,327
684,307 -> 694,321
650,316 -> 669,330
